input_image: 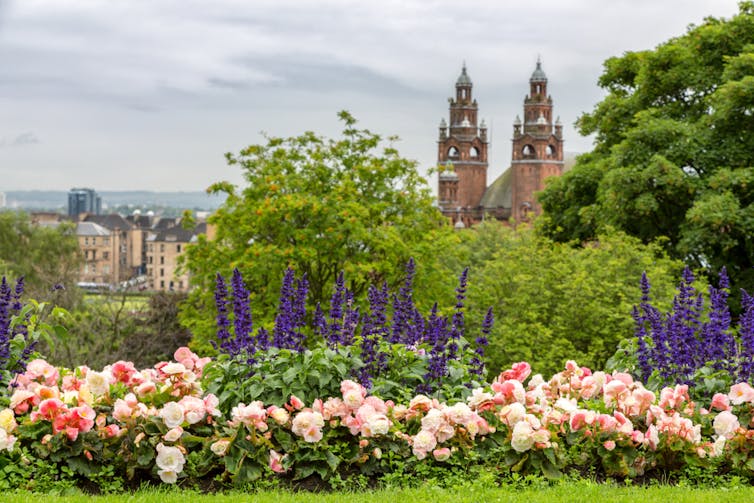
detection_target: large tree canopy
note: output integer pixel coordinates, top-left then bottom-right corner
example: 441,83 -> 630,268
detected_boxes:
440,222 -> 682,376
0,211 -> 82,308
181,111 -> 458,350
539,2 -> 754,295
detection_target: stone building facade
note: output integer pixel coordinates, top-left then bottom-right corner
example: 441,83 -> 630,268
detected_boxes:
437,59 -> 565,226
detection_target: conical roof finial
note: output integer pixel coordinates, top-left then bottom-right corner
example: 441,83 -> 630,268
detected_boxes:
457,61 -> 472,86
531,56 -> 547,82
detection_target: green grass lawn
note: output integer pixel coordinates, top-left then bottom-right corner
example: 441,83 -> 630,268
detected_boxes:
4,484 -> 753,503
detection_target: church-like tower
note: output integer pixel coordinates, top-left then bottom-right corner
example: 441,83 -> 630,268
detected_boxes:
510,58 -> 564,220
437,64 -> 488,226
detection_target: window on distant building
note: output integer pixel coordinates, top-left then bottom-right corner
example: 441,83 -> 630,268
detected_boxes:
148,256 -> 153,264
92,237 -> 96,245
84,237 -> 89,245
177,244 -> 181,253
160,280 -> 165,289
103,251 -> 109,260
160,244 -> 165,252
92,250 -> 96,260
104,265 -> 110,274
104,237 -> 110,245
160,256 -> 165,265
160,268 -> 164,277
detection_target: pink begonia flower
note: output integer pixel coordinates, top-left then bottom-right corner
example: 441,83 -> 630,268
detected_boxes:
269,449 -> 286,473
9,390 -> 38,415
511,421 -> 535,453
613,411 -> 634,435
658,384 -> 691,411
161,362 -> 187,376
34,398 -> 66,422
564,360 -> 583,377
341,380 -> 366,409
211,439 -> 230,456
491,379 -> 526,405
289,395 -> 305,411
612,372 -> 634,386
408,395 -> 434,413
322,398 -> 349,420
135,381 -> 157,396
604,440 -> 616,451
267,405 -> 291,425
713,410 -> 740,439
61,374 -> 84,392
25,359 -> 59,386
467,388 -> 495,412
179,396 -> 206,425
433,447 -> 451,461
569,410 -> 596,432
291,410 -> 324,443
411,429 -> 437,460
174,347 -> 196,367
231,401 -> 268,431
164,426 -> 184,442
710,393 -> 731,411
603,380 -> 628,406
104,424 -> 121,438
501,362 -> 532,383
110,361 -> 137,384
204,394 -> 221,418
421,408 -> 446,433
113,399 -> 135,422
729,382 -> 754,405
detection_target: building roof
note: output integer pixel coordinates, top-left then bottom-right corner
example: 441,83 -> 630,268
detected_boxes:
153,217 -> 178,231
76,221 -> 110,237
456,64 -> 472,86
84,213 -> 134,231
480,168 -> 513,209
147,226 -> 196,243
530,58 -> 547,82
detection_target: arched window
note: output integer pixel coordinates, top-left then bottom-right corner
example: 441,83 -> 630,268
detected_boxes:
470,146 -> 479,158
448,146 -> 459,158
522,144 -> 535,158
545,145 -> 555,157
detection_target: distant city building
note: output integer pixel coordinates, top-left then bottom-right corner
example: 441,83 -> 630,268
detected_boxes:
68,188 -> 101,218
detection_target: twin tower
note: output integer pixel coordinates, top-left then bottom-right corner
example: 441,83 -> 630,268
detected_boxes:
437,60 -> 564,227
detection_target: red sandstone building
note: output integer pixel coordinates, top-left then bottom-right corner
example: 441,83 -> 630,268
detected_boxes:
437,59 -> 565,227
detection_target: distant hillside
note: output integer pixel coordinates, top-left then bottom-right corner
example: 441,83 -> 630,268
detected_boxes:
3,190 -> 226,212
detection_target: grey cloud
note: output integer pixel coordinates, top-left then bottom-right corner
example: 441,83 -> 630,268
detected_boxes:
0,132 -> 40,147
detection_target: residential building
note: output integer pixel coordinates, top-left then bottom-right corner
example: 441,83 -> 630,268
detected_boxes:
145,222 -> 197,292
76,221 -> 118,285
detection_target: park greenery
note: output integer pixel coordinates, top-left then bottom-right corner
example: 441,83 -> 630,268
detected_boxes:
539,1 -> 754,304
4,2 -> 754,495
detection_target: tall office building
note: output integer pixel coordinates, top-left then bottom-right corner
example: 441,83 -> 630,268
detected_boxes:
68,188 -> 102,218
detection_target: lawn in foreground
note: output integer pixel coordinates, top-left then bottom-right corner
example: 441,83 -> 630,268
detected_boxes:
3,484 -> 753,503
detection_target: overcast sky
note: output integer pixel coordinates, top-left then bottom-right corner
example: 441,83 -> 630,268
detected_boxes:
0,0 -> 743,192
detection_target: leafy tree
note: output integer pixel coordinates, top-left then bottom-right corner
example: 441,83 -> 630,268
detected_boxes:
539,2 -> 754,298
43,292 -> 191,369
448,222 -> 682,376
181,111 -> 458,351
0,211 -> 82,308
